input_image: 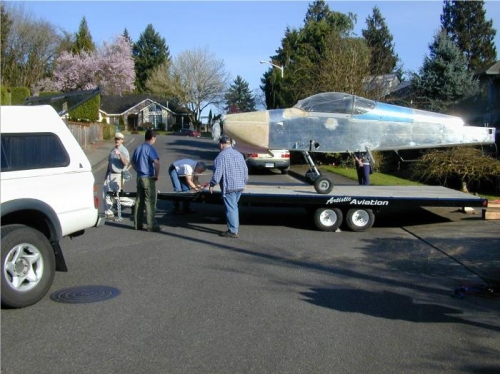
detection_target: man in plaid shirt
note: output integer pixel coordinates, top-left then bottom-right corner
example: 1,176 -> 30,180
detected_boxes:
209,136 -> 248,238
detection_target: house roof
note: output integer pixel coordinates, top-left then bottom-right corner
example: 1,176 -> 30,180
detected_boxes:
474,60 -> 500,76
485,60 -> 500,75
100,94 -> 187,115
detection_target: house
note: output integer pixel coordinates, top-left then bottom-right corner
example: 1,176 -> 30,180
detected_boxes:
99,94 -> 190,131
475,60 -> 500,129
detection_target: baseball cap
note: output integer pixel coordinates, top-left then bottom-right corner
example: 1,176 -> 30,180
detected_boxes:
115,132 -> 124,139
219,135 -> 231,144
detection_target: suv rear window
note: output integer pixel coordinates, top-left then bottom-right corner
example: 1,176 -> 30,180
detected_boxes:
1,133 -> 70,172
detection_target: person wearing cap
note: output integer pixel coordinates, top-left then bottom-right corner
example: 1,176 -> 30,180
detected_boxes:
168,159 -> 207,214
209,135 -> 248,238
103,132 -> 130,219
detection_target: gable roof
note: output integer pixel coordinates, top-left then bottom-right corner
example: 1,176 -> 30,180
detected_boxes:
100,94 -> 187,115
474,60 -> 500,76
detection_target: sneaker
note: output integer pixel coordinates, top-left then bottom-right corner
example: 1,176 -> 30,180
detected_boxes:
147,226 -> 165,233
218,230 -> 239,238
105,210 -> 115,219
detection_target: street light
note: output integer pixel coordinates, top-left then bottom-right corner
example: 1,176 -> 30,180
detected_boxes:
260,60 -> 284,78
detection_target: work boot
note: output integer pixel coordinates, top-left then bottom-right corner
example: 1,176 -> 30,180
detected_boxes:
218,230 -> 239,238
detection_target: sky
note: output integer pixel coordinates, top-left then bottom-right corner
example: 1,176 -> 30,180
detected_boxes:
12,0 -> 500,114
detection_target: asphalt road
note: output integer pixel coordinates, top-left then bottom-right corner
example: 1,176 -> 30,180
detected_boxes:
2,135 -> 499,374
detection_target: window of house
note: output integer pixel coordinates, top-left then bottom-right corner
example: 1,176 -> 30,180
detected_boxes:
148,104 -> 163,127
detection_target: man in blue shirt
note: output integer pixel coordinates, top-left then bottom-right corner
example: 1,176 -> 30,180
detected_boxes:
131,129 -> 163,232
209,136 -> 248,238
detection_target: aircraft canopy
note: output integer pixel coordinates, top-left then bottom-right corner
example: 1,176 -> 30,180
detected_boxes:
294,92 -> 376,115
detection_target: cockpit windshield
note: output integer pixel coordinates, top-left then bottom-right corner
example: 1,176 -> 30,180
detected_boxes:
293,92 -> 376,115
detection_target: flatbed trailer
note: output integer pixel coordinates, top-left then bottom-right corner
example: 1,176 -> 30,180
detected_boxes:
115,182 -> 488,232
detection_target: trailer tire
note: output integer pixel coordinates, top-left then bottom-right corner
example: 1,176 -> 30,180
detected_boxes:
314,176 -> 334,194
1,224 -> 56,308
314,207 -> 343,231
345,208 -> 375,232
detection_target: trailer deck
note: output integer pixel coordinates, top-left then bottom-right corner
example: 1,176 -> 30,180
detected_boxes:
116,182 -> 487,232
194,183 -> 487,208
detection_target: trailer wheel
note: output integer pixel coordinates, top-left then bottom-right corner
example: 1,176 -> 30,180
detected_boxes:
345,208 -> 375,232
314,176 -> 334,194
314,207 -> 343,231
1,225 -> 56,308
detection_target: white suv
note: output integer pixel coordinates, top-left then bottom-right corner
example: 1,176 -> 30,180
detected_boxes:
1,105 -> 104,308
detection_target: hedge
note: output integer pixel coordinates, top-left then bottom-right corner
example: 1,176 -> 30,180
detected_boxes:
68,94 -> 100,122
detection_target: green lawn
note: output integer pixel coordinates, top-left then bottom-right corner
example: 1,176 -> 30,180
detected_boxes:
323,165 -> 500,202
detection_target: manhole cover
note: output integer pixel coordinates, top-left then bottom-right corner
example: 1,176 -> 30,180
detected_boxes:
50,285 -> 121,304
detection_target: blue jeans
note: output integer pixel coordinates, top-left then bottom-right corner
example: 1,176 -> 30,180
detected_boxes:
361,164 -> 371,185
169,166 -> 190,192
223,191 -> 242,234
169,166 -> 191,211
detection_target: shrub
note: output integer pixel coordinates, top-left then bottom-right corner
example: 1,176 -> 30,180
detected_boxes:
103,124 -> 116,140
68,95 -> 100,122
1,86 -> 11,105
119,116 -> 125,131
11,87 -> 31,105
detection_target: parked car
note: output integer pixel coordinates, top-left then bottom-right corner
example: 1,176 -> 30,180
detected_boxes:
244,149 -> 290,174
174,128 -> 201,137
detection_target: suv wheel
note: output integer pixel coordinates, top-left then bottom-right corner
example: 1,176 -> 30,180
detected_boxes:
1,225 -> 56,308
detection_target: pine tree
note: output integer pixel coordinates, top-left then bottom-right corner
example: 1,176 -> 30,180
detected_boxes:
361,6 -> 399,76
413,31 -> 479,110
122,28 -> 133,48
224,76 -> 256,113
262,1 -> 364,108
441,0 -> 497,71
133,24 -> 170,92
72,17 -> 95,54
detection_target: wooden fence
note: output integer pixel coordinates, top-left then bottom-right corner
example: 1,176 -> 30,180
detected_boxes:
65,121 -> 104,149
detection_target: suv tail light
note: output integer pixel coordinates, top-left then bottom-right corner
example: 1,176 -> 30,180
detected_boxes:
94,184 -> 99,208
282,151 -> 290,159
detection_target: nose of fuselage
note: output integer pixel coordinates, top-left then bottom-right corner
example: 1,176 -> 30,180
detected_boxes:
223,111 -> 270,153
